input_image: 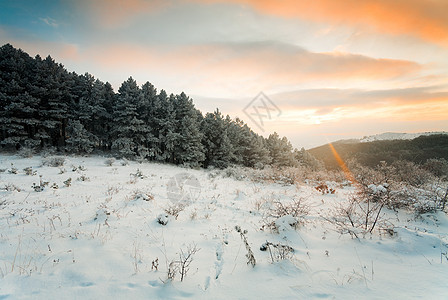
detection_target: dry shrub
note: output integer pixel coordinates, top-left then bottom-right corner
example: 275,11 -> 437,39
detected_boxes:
42,156 -> 65,167
262,197 -> 310,232
164,203 -> 186,219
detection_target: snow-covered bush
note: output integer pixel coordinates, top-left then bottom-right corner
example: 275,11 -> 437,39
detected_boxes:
392,160 -> 433,188
128,169 -> 145,184
260,241 -> 294,263
104,158 -> 115,166
408,182 -> 448,214
157,213 -> 169,225
207,168 -> 221,179
8,164 -> 18,174
325,195 -> 394,238
164,203 -> 186,219
31,175 -> 49,192
305,168 -> 346,184
262,197 -> 310,232
222,166 -> 246,180
235,226 -> 256,267
3,183 -> 21,192
17,147 -> 34,158
23,167 -> 36,176
77,174 -> 90,182
423,158 -> 448,180
248,166 -> 300,185
40,147 -> 57,158
351,160 -> 446,214
178,243 -> 200,282
132,191 -> 154,201
42,156 -> 65,167
130,169 -> 145,179
63,178 -> 72,187
162,243 -> 200,283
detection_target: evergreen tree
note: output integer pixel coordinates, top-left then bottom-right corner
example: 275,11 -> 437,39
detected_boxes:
140,82 -> 159,159
31,55 -> 71,148
159,92 -> 179,163
72,73 -> 95,130
102,82 -> 116,150
266,132 -> 296,167
247,134 -> 271,168
172,92 -> 205,167
226,117 -> 246,165
0,45 -> 43,149
294,147 -> 323,171
201,109 -> 232,168
0,89 -> 41,150
151,89 -> 170,161
226,118 -> 270,168
111,77 -> 148,158
65,119 -> 97,153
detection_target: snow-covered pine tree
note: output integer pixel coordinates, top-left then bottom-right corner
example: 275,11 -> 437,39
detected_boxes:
140,82 -> 159,160
72,72 -> 95,131
90,79 -> 113,150
65,119 -> 97,153
151,89 -> 169,161
226,118 -> 271,168
172,92 -> 205,167
201,109 -> 232,169
111,77 -> 149,159
159,93 -> 180,163
225,117 -> 246,165
247,134 -> 271,168
0,90 -> 41,150
0,44 -> 41,150
294,147 -> 323,171
101,82 -> 115,150
68,72 -> 111,151
266,132 -> 297,167
32,55 -> 71,149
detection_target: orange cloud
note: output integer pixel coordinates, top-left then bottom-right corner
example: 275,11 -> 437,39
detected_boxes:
270,87 -> 448,120
196,0 -> 448,46
86,42 -> 421,96
278,98 -> 448,130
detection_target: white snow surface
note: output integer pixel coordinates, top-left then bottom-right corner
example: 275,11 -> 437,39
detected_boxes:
360,131 -> 447,142
0,154 -> 447,299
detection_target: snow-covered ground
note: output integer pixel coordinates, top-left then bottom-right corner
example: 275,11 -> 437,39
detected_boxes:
0,154 -> 447,299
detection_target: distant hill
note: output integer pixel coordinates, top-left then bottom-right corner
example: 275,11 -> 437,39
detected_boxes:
359,131 -> 448,142
309,134 -> 448,170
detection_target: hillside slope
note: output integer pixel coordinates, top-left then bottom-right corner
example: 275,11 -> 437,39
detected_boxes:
309,134 -> 448,170
360,132 -> 447,142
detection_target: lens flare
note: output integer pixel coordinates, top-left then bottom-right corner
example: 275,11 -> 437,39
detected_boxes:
328,143 -> 356,183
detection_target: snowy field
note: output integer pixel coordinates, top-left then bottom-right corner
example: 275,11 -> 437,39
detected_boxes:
0,154 -> 447,299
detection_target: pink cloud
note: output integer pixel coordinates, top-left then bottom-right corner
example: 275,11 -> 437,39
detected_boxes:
85,42 -> 422,96
195,0 -> 448,46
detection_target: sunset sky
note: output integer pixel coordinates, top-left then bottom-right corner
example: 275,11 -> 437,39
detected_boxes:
1,0 -> 447,148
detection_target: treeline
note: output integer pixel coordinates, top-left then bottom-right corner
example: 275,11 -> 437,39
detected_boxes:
0,43 -> 321,169
309,135 -> 448,170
